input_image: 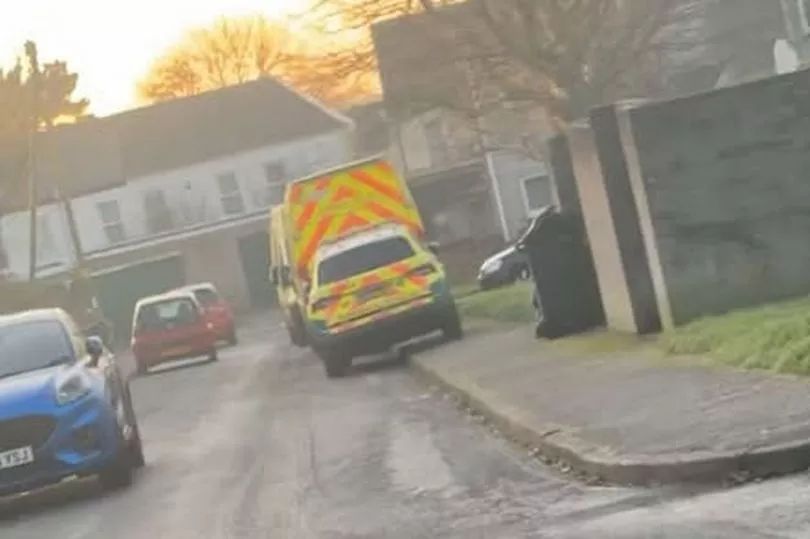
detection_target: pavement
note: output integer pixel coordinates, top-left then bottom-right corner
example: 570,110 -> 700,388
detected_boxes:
411,321 -> 810,486
6,312 -> 810,536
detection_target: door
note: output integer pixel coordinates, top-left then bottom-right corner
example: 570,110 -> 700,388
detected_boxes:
93,255 -> 186,345
238,232 -> 275,309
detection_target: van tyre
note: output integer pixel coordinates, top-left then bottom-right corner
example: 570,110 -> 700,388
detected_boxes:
323,352 -> 351,378
289,309 -> 308,347
442,304 -> 464,341
208,348 -> 219,362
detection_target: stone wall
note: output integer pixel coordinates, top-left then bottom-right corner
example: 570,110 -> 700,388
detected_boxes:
627,68 -> 810,327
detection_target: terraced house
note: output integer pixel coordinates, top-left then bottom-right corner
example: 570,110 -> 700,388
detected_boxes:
0,78 -> 354,334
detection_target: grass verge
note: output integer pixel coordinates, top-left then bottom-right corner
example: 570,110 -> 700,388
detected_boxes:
457,282 -> 534,323
663,296 -> 810,375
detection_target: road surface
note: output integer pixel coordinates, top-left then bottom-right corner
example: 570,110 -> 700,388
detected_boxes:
2,313 -> 810,538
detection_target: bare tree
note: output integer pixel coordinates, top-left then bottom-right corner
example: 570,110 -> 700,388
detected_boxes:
138,14 -> 380,106
310,0 -> 700,131
138,16 -> 294,102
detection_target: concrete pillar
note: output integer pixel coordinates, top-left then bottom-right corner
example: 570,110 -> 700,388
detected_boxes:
547,133 -> 582,217
568,107 -> 661,335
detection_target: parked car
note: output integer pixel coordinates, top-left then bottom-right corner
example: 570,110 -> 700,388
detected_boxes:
174,283 -> 237,346
0,309 -> 144,496
477,246 -> 530,290
131,292 -> 219,376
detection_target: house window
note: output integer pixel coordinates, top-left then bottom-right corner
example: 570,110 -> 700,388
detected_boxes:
36,214 -> 57,261
424,117 -> 450,167
264,161 -> 286,206
217,172 -> 245,215
143,190 -> 173,234
800,0 -> 810,34
521,175 -> 552,216
97,200 -> 126,244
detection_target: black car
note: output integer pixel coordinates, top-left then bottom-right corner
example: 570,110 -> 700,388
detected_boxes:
477,245 -> 530,290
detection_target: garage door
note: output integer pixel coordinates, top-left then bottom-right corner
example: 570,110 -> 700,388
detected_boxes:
93,255 -> 185,343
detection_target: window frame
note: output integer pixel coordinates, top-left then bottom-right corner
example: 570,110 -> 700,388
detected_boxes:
216,172 -> 245,216
799,0 -> 810,35
143,189 -> 174,234
519,174 -> 553,218
264,161 -> 287,206
96,199 -> 126,244
423,116 -> 450,167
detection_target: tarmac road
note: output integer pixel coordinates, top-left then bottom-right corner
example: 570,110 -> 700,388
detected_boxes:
2,313 -> 810,538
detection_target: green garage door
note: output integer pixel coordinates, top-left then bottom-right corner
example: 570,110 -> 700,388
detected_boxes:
238,232 -> 275,309
93,255 -> 186,343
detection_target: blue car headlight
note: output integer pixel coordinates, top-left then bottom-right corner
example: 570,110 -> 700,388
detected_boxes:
55,370 -> 92,406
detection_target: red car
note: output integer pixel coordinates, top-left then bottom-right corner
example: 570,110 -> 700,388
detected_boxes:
131,292 -> 218,376
175,283 -> 237,346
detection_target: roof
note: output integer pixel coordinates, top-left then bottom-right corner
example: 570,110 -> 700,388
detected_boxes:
174,282 -> 216,293
134,291 -> 197,311
0,308 -> 67,327
342,100 -> 390,156
0,78 -> 353,213
288,154 -> 387,187
116,78 -> 352,180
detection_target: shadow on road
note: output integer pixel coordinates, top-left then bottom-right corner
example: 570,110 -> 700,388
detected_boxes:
346,333 -> 449,377
134,356 -> 217,379
0,479 -> 103,521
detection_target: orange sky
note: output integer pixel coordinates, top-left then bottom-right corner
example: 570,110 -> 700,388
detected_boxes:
0,0 -> 311,115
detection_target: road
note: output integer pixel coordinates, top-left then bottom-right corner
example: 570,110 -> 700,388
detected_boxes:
2,313 -> 810,538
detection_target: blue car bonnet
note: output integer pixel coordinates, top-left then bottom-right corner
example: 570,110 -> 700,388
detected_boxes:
0,367 -> 65,417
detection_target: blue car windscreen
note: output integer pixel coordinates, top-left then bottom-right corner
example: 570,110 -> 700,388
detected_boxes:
0,321 -> 74,379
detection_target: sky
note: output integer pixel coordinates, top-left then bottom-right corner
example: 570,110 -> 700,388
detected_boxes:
0,0 -> 311,115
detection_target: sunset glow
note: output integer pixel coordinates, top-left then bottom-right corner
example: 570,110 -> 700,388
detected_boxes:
0,0 -> 312,115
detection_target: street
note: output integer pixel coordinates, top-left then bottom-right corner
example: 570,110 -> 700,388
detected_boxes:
0,313 -> 809,539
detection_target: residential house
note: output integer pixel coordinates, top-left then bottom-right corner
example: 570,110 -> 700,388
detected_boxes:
371,1 -> 553,260
343,100 -> 392,159
0,78 -> 354,334
779,0 -> 810,65
660,0 -> 787,94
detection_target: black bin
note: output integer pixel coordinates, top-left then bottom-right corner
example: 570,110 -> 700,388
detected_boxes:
517,206 -> 605,339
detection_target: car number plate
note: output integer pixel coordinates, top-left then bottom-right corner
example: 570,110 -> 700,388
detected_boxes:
163,345 -> 192,358
0,447 -> 34,470
358,285 -> 388,302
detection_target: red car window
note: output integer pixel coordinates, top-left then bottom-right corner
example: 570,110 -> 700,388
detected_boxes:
136,299 -> 199,332
193,288 -> 220,306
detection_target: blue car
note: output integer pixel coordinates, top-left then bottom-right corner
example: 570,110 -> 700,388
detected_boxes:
0,309 -> 144,497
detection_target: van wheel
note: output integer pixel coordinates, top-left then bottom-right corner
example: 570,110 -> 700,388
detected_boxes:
442,304 -> 464,341
227,328 -> 238,347
323,352 -> 351,378
289,309 -> 308,347
208,348 -> 219,362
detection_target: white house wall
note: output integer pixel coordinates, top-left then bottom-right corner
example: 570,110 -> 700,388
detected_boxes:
1,202 -> 74,278
490,150 -> 550,240
1,128 -> 352,278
